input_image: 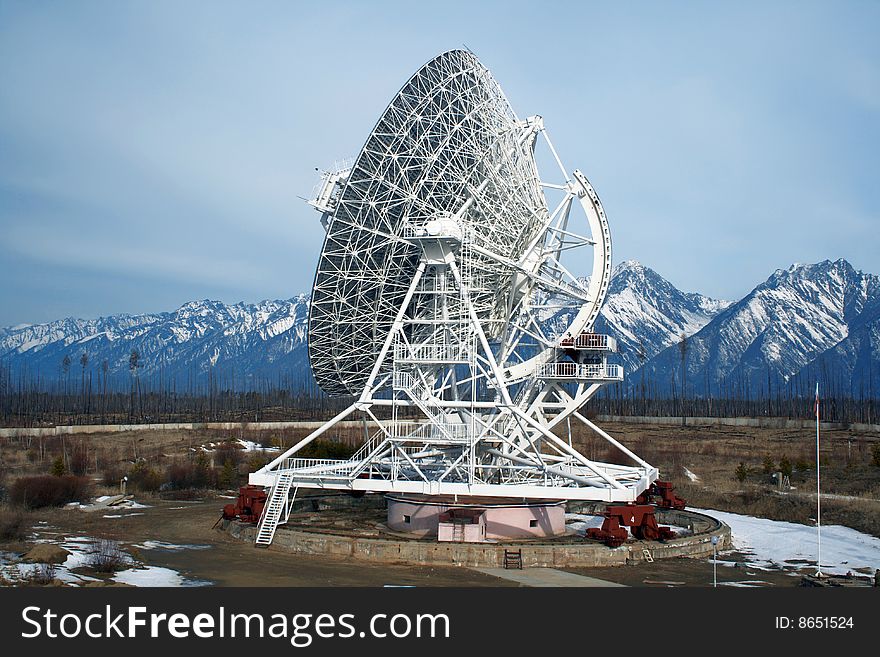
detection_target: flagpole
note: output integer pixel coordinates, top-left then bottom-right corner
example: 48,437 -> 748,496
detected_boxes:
816,382 -> 822,577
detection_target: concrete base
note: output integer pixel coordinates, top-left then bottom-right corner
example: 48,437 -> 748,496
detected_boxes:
223,494 -> 730,569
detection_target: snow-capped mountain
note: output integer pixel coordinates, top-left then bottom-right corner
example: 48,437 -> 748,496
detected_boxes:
792,291 -> 880,395
0,262 -> 740,393
541,261 -> 731,374
0,297 -> 310,390
593,260 -> 732,373
1,259 -> 876,397
637,259 -> 880,396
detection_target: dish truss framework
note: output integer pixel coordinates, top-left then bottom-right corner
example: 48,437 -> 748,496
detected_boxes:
249,50 -> 658,546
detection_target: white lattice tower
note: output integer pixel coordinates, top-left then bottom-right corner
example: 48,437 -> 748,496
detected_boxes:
249,50 -> 658,544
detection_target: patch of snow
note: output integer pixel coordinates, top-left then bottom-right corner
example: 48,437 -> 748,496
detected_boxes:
132,540 -> 211,552
694,508 -> 880,575
718,580 -> 773,587
112,566 -> 210,587
683,467 -> 699,482
237,439 -> 280,452
0,560 -> 102,585
665,523 -> 694,537
565,513 -> 605,536
60,537 -> 135,571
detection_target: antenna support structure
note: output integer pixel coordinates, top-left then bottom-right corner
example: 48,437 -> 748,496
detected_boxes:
249,50 -> 658,546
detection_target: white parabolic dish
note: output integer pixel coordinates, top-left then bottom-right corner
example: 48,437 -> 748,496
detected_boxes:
308,49 -> 605,396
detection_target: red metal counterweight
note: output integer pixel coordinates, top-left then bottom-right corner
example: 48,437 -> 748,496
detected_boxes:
222,485 -> 267,524
636,480 -> 686,510
586,500 -> 678,548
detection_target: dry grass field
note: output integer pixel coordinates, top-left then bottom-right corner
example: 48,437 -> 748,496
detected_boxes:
1,419 -> 878,542
573,421 -> 880,538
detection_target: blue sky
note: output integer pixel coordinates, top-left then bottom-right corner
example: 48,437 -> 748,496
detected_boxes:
1,1 -> 877,326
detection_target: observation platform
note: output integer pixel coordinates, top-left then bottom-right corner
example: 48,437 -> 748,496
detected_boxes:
559,332 -> 618,352
537,362 -> 623,381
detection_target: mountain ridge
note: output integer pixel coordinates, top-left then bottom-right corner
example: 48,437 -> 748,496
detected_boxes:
634,258 -> 880,396
1,260 -> 876,397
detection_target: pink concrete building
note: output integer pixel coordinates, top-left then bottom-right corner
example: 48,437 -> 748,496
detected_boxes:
386,494 -> 566,540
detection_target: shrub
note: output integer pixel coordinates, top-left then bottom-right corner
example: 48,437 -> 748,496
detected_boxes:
167,453 -> 214,490
762,454 -> 775,474
27,563 -> 57,585
299,439 -> 356,460
0,512 -> 27,541
127,461 -> 162,492
102,466 -> 124,488
167,463 -> 201,489
87,540 -> 127,573
218,459 -> 239,490
9,475 -> 92,508
247,452 -> 272,472
50,456 -> 66,477
779,456 -> 793,478
735,462 -> 748,483
69,442 -> 90,476
214,442 -> 243,467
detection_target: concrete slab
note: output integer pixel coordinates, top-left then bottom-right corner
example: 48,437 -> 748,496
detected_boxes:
472,567 -> 626,587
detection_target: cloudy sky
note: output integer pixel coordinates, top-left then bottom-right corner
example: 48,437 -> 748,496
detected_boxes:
1,1 -> 877,326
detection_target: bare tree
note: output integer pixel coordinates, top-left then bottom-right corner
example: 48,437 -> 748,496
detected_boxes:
61,354 -> 71,396
101,359 -> 109,422
79,352 -> 89,416
129,349 -> 140,422
678,332 -> 688,424
637,340 -> 647,415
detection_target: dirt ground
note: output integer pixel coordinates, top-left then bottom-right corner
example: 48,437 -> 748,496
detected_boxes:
565,554 -> 804,588
5,495 -> 515,587
4,494 -> 812,588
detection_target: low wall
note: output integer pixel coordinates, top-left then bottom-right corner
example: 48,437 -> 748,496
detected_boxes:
0,420 -> 369,438
597,415 -> 880,433
4,415 -> 877,439
223,498 -> 730,568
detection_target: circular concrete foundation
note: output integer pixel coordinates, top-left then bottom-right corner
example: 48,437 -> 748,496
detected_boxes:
386,494 -> 566,540
221,493 -> 731,568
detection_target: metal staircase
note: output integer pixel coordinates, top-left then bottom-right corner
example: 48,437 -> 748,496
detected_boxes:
255,471 -> 294,546
394,370 -> 466,443
350,429 -> 386,462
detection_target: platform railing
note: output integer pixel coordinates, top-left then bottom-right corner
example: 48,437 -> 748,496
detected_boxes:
558,332 -> 617,352
537,362 -> 623,381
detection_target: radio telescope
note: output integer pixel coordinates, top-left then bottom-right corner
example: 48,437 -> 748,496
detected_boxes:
249,50 -> 658,545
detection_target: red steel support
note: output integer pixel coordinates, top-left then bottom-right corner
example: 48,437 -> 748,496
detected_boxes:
222,485 -> 267,524
586,500 -> 678,547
